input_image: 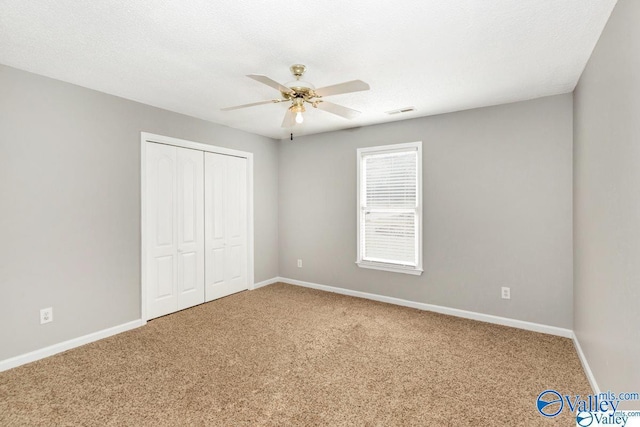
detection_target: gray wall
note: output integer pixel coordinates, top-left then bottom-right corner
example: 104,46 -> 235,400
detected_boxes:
573,0 -> 640,397
279,94 -> 574,328
0,65 -> 279,361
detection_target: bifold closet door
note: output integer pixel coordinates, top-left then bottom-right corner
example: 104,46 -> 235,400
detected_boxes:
146,143 -> 205,319
204,153 -> 248,302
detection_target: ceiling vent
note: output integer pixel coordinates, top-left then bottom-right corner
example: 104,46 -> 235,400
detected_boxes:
386,107 -> 416,115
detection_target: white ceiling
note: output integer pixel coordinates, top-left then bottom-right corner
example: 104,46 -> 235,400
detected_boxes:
0,0 -> 617,140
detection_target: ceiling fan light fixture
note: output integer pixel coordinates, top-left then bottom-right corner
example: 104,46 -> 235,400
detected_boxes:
290,100 -> 305,124
290,99 -> 305,113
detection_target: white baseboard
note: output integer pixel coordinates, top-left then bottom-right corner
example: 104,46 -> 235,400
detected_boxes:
0,319 -> 146,372
572,332 -> 601,394
280,277 -> 574,338
252,277 -> 280,290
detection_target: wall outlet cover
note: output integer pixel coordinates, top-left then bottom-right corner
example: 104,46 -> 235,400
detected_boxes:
40,307 -> 53,324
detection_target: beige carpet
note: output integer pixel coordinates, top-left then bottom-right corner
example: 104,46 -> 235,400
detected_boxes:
0,283 -> 590,426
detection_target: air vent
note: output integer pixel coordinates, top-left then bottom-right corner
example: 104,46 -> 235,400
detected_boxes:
386,107 -> 416,115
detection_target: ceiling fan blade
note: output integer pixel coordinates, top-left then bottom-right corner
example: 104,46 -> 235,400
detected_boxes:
221,99 -> 284,111
281,109 -> 296,128
313,80 -> 370,97
247,74 -> 293,94
315,101 -> 361,119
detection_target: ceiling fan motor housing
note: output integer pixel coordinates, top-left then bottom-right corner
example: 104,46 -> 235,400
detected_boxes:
283,64 -> 316,99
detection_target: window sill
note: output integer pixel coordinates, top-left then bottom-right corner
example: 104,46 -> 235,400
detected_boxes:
356,261 -> 423,276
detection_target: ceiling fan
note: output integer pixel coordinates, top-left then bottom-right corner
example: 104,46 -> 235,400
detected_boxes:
221,64 -> 370,128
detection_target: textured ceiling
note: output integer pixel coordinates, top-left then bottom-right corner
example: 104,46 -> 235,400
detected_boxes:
0,0 -> 617,140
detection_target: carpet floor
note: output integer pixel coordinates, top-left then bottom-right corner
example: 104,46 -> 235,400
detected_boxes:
0,283 -> 590,426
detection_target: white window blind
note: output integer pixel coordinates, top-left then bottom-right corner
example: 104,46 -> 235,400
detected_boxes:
357,142 -> 422,275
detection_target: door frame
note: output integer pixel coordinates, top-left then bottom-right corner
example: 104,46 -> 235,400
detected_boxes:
140,132 -> 255,321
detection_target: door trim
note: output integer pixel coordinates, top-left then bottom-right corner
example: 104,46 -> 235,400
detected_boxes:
140,132 -> 255,321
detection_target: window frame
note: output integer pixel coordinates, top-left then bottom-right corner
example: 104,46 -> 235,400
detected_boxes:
356,141 -> 423,276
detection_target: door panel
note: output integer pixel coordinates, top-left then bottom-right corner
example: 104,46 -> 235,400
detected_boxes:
226,156 -> 247,287
179,251 -> 197,292
156,158 -> 174,246
156,255 -> 175,298
181,159 -> 196,243
205,153 -> 248,302
146,143 -> 178,319
209,157 -> 226,244
146,143 -> 205,318
212,248 -> 225,284
227,165 -> 241,238
230,245 -> 242,280
176,148 -> 205,310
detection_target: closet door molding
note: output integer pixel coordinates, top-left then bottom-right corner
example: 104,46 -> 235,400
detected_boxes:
141,132 -> 254,322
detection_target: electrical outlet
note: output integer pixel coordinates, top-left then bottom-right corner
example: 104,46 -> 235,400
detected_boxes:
297,259 -> 303,268
40,307 -> 53,324
501,287 -> 511,300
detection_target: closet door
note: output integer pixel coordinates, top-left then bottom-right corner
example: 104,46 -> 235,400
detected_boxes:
176,147 -> 205,310
146,143 -> 204,319
204,153 -> 248,302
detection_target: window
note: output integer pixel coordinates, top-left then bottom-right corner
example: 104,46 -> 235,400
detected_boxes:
356,142 -> 422,275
